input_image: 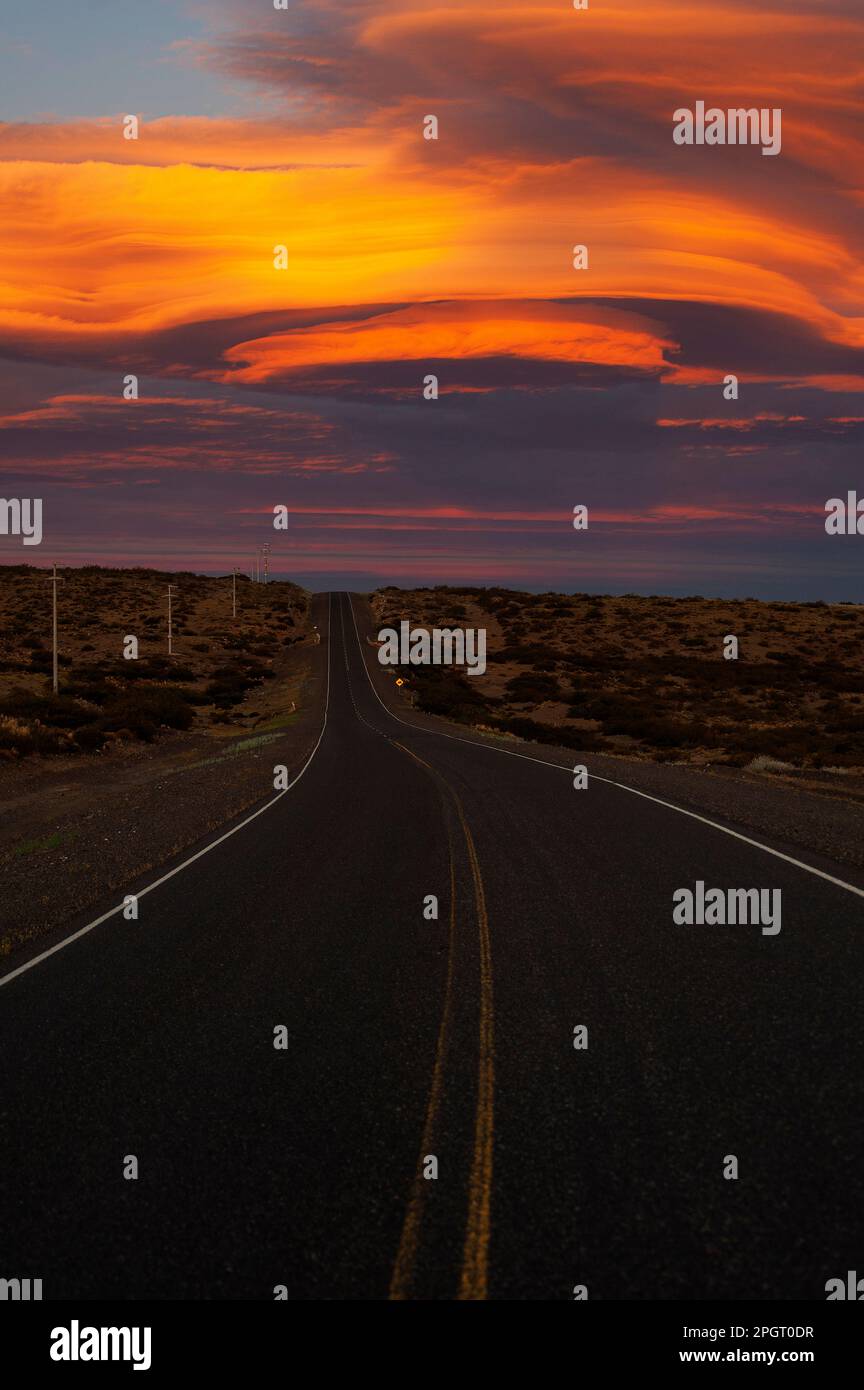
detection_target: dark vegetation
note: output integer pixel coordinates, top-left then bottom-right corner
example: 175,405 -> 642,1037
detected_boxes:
0,566 -> 308,757
374,585 -> 864,769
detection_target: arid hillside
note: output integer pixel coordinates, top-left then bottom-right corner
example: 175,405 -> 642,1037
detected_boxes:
0,565 -> 310,758
372,586 -> 864,772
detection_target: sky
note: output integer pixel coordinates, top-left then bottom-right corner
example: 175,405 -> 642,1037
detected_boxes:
0,0 -> 863,598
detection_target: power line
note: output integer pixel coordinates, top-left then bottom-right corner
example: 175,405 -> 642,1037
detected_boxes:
45,563 -> 63,695
167,583 -> 178,656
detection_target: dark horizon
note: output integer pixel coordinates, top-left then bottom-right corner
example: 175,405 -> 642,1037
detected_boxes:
2,558 -> 861,607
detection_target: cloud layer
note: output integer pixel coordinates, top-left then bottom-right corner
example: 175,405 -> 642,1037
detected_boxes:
0,0 -> 862,596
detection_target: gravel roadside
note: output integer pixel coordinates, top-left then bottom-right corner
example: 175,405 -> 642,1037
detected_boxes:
0,624 -> 327,963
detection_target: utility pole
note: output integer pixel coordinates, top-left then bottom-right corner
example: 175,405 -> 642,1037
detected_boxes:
167,584 -> 178,655
262,542 -> 271,585
232,567 -> 238,619
51,563 -> 60,694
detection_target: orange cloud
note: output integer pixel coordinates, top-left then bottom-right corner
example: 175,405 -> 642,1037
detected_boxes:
0,0 -> 861,392
222,300 -> 674,382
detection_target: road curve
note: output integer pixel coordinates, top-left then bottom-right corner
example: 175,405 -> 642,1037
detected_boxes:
0,592 -> 861,1300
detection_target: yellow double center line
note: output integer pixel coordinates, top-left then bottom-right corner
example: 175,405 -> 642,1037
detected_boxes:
387,740 -> 495,1301
336,596 -> 495,1299
388,841 -> 457,1300
453,796 -> 494,1302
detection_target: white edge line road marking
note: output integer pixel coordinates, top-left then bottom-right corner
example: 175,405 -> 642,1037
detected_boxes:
0,595 -> 333,990
345,593 -> 864,903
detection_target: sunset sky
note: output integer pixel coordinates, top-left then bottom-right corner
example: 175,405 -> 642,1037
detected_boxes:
1,0 -> 863,597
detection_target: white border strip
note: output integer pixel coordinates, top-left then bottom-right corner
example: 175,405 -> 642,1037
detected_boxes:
345,594 -> 864,902
0,595 -> 333,989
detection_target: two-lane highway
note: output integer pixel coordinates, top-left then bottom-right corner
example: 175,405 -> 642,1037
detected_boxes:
1,592 -> 862,1299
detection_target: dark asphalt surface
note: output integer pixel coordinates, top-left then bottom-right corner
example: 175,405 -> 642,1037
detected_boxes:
1,591 -> 862,1301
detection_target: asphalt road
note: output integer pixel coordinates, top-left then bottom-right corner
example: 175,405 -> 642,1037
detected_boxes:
1,592 -> 862,1301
